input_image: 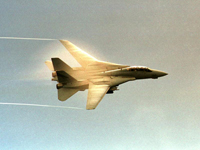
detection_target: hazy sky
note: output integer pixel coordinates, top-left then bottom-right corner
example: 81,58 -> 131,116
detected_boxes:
0,1 -> 200,150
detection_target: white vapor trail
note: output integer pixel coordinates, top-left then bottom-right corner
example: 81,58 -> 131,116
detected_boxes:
0,37 -> 57,41
0,102 -> 83,110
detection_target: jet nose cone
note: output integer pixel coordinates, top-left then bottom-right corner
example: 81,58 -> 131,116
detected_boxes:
151,69 -> 168,78
159,71 -> 168,77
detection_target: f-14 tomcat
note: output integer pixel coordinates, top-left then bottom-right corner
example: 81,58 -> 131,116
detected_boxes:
45,40 -> 168,110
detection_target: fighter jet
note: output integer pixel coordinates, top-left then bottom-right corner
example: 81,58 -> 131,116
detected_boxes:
45,40 -> 168,110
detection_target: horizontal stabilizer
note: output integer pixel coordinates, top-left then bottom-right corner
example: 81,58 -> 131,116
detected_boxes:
58,88 -> 79,101
86,83 -> 110,110
51,58 -> 73,72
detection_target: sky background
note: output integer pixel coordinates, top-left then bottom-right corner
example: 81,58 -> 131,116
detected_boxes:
0,0 -> 200,150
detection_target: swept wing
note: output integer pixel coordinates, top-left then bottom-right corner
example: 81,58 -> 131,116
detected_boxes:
59,40 -> 129,71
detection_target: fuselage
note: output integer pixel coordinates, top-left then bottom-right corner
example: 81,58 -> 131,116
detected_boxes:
100,66 -> 168,79
58,66 -> 168,91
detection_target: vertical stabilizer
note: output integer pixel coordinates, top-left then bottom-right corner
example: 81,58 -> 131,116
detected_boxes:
45,61 -> 54,71
51,58 -> 73,72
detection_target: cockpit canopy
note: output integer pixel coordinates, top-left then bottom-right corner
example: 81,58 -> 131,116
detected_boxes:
126,66 -> 152,72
